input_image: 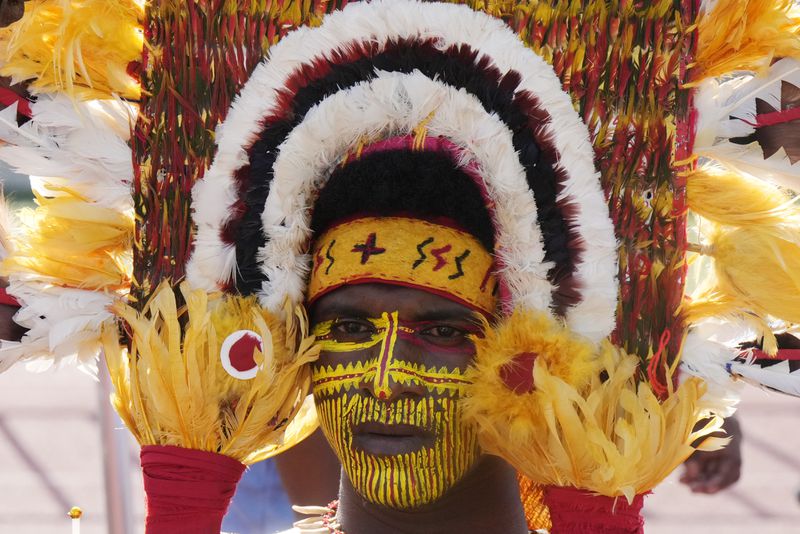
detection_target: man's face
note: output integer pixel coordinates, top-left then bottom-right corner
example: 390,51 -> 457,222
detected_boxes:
310,284 -> 482,509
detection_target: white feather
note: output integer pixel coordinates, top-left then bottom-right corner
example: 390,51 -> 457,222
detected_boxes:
680,318 -> 800,407
728,360 -> 800,397
694,58 -> 800,192
0,102 -> 48,147
188,0 -> 617,342
0,95 -> 135,208
680,324 -> 745,417
0,95 -> 135,372
0,281 -> 114,373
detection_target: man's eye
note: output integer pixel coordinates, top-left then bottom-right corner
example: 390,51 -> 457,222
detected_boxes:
331,320 -> 375,338
421,325 -> 466,340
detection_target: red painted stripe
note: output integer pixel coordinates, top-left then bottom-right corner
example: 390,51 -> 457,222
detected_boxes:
746,106 -> 800,128
0,287 -> 20,308
376,312 -> 396,396
392,367 -> 470,386
751,348 -> 800,361
312,372 -> 364,385
307,277 -> 495,317
0,88 -> 32,118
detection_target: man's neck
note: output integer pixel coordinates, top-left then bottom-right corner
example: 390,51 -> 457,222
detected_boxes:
336,456 -> 528,534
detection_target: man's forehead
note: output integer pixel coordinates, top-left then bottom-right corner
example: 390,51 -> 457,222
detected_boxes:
310,283 -> 474,322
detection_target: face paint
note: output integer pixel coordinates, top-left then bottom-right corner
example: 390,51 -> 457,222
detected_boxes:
312,311 -> 481,509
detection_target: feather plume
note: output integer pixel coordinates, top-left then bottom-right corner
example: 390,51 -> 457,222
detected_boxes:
465,319 -> 723,500
685,323 -> 800,399
189,0 -> 617,343
685,163 -> 800,354
104,282 -> 319,464
685,223 -> 800,354
727,353 -> 800,396
470,308 -> 598,390
0,0 -> 143,99
686,165 -> 797,227
694,59 -> 800,191
256,72 -> 551,318
0,95 -> 135,372
0,95 -> 136,208
3,192 -> 132,288
693,0 -> 800,82
0,282 -> 113,373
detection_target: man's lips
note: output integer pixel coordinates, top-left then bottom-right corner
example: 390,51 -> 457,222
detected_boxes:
352,422 -> 434,456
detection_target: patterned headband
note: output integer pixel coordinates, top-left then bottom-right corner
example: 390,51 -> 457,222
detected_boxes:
307,216 -> 497,315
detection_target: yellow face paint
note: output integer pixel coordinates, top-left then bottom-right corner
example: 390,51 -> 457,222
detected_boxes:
312,311 -> 481,509
312,359 -> 470,397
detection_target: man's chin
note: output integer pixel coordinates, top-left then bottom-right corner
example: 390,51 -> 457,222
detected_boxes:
342,452 -> 481,510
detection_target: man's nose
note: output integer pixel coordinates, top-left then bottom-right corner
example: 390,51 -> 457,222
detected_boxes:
361,312 -> 425,401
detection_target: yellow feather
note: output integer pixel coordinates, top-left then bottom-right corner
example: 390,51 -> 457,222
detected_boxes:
686,165 -> 800,354
0,190 -> 133,290
693,0 -> 800,81
687,166 -> 798,227
471,308 -> 597,389
103,282 -> 319,464
465,327 -> 717,498
686,224 -> 800,353
0,0 -> 143,99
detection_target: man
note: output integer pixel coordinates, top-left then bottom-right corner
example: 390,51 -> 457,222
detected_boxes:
185,1 -> 747,528
0,2 -> 795,534
266,125 -> 742,534
287,149 -> 533,532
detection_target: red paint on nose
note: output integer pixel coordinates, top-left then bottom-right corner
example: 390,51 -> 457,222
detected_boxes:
229,333 -> 262,372
378,391 -> 387,400
499,352 -> 537,394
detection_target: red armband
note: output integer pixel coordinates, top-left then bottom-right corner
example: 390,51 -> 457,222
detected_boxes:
543,486 -> 646,534
140,445 -> 246,534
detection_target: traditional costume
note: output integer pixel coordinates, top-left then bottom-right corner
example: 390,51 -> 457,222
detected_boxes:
0,1 -> 799,533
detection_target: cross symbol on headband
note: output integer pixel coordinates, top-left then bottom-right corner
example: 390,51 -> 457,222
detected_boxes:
352,232 -> 386,264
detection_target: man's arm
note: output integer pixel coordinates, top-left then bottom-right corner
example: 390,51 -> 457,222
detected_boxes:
680,415 -> 742,494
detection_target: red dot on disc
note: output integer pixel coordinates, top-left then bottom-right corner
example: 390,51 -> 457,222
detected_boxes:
229,333 -> 262,372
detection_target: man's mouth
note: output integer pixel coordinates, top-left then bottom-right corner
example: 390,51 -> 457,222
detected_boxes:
352,422 -> 434,456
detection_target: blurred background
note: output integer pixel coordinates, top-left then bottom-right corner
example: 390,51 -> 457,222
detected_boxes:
0,166 -> 798,534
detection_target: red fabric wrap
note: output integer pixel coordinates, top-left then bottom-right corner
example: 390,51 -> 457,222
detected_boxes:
140,445 -> 246,534
543,486 -> 646,534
